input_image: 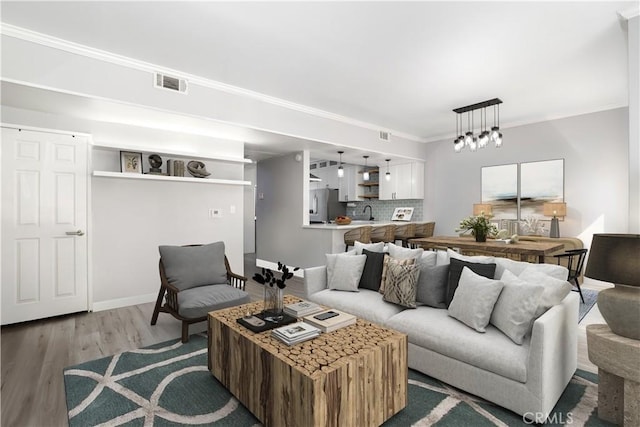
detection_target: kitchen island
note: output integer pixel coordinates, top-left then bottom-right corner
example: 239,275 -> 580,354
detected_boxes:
303,221 -> 396,254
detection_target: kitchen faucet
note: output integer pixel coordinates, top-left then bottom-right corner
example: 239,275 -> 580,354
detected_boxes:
363,205 -> 374,221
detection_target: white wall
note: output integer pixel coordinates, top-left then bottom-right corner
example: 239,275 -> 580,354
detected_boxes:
243,163 -> 256,253
423,108 -> 629,250
628,15 -> 639,232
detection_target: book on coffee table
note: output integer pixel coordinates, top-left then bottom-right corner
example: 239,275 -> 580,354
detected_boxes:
303,309 -> 356,333
283,300 -> 323,317
271,321 -> 321,345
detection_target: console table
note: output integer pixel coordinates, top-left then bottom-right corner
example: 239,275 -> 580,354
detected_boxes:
409,235 -> 564,263
587,324 -> 640,426
208,296 -> 407,426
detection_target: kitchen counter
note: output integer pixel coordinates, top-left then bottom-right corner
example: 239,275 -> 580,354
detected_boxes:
302,220 -> 396,230
301,220 -> 401,255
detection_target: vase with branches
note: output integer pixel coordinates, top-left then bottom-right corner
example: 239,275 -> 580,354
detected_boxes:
253,262 -> 299,321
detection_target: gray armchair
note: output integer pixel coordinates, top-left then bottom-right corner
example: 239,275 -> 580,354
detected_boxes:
150,241 -> 250,342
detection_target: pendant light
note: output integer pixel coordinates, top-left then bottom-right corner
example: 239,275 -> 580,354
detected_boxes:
452,98 -> 503,152
478,107 -> 489,148
454,114 -> 464,153
363,155 -> 370,181
337,151 -> 344,178
385,159 -> 391,181
490,103 -> 503,147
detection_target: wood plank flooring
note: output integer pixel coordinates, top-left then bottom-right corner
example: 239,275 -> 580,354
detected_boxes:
1,255 -> 605,426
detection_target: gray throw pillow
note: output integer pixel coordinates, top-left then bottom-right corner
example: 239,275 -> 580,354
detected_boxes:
328,254 -> 367,292
159,242 -> 227,291
446,258 -> 497,306
415,264 -> 449,308
383,262 -> 421,308
448,267 -> 504,332
490,270 -> 544,344
358,249 -> 387,291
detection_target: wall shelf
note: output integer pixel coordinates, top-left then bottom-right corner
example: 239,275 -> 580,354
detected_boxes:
93,171 -> 251,186
358,183 -> 379,187
360,194 -> 379,199
92,142 -> 252,164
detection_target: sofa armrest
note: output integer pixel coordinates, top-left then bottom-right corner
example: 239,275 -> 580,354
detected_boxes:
526,291 -> 579,416
303,266 -> 327,299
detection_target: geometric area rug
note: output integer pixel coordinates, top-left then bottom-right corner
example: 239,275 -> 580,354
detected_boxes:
64,334 -> 614,426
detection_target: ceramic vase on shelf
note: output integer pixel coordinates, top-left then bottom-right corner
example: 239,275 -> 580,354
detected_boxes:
263,286 -> 284,322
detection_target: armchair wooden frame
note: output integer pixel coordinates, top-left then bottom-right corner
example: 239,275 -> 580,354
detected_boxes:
151,249 -> 247,342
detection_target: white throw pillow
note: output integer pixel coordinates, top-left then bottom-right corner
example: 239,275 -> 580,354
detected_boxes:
354,241 -> 385,255
388,242 -> 424,263
447,248 -> 496,264
490,270 -> 544,344
328,254 -> 367,291
326,251 -> 355,284
518,267 -> 572,318
420,251 -> 438,267
448,267 -> 504,332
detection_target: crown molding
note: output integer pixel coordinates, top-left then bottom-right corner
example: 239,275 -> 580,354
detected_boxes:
0,23 -> 427,143
618,5 -> 639,20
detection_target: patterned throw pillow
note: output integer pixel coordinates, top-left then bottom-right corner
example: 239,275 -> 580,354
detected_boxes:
379,256 -> 416,294
383,262 -> 421,308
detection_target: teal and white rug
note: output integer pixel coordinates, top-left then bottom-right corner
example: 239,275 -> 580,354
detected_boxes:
64,334 -> 613,426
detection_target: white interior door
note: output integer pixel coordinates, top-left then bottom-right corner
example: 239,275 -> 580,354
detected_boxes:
1,128 -> 89,324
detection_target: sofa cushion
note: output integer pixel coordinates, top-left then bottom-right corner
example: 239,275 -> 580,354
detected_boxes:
359,249 -> 386,291
177,284 -> 250,318
326,251 -> 356,284
448,267 -> 504,332
385,307 -> 530,383
446,258 -> 497,306
416,264 -> 449,308
490,270 -> 544,344
387,242 -> 423,263
383,262 -> 420,308
310,288 -> 404,325
379,256 -> 416,294
159,242 -> 227,291
447,248 -> 496,264
494,257 -> 569,280
354,241 -> 385,255
519,267 -> 572,318
328,254 -> 366,292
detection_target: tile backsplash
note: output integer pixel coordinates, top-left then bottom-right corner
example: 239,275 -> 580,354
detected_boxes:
346,199 -> 424,222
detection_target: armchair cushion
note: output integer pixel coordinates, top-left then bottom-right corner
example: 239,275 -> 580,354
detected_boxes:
177,284 -> 250,318
159,242 -> 227,291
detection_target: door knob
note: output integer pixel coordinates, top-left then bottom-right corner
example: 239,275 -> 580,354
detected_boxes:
66,230 -> 85,236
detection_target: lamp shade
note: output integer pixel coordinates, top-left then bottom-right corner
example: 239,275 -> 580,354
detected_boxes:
543,202 -> 566,217
585,234 -> 640,287
473,203 -> 493,216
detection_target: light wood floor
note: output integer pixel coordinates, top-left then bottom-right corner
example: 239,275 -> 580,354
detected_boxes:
0,255 -> 606,426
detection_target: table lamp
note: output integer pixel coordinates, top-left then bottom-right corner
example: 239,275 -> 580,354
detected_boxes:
473,203 -> 493,217
584,234 -> 640,340
543,202 -> 566,238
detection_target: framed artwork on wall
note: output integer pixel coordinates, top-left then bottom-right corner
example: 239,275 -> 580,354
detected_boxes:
120,151 -> 143,174
481,163 -> 518,220
520,159 -> 564,219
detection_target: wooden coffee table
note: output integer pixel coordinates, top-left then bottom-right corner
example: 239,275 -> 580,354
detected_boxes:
208,296 -> 407,427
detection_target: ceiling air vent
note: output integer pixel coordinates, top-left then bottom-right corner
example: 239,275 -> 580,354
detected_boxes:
379,131 -> 391,141
154,73 -> 188,94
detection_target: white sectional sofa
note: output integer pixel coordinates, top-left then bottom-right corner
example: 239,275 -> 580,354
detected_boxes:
303,253 -> 579,420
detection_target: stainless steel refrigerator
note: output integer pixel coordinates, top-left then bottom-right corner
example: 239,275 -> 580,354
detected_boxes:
309,188 -> 345,223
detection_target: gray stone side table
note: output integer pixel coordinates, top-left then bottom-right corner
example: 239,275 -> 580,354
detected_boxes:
587,324 -> 640,426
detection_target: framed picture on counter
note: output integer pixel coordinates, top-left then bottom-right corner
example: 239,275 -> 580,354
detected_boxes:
391,207 -> 414,221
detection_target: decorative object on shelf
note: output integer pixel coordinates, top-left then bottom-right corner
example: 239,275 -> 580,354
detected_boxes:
362,155 -> 370,181
456,214 -> 498,242
585,233 -> 640,340
187,160 -> 211,178
472,203 -> 493,216
385,159 -> 391,181
147,154 -> 163,174
543,202 -> 567,238
253,262 -> 300,322
337,151 -> 345,178
453,98 -> 502,153
391,207 -> 414,222
167,159 -> 185,177
120,151 -> 143,174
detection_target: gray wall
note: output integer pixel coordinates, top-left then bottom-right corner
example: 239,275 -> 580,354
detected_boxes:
423,107 -> 629,249
628,15 -> 639,232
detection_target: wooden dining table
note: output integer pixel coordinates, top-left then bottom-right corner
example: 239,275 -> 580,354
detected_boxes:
409,235 -> 565,263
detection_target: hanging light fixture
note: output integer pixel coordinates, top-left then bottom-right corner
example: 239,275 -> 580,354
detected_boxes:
362,155 -> 370,181
337,150 -> 344,178
452,98 -> 503,153
385,159 -> 391,181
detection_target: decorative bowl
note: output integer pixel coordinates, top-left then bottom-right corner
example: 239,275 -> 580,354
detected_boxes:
335,216 -> 352,225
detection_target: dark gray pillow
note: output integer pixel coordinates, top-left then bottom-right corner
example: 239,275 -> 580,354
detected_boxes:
159,242 -> 227,291
446,258 -> 497,306
358,249 -> 386,291
416,264 -> 449,308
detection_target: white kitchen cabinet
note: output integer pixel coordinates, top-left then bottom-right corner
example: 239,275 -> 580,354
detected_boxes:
310,162 -> 340,189
379,162 -> 424,200
338,165 -> 360,202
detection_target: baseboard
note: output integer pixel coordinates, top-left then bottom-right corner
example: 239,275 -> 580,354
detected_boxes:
256,259 -> 305,278
92,292 -> 157,312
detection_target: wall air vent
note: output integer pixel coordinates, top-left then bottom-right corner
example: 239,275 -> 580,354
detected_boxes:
154,73 -> 188,94
379,131 -> 391,141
